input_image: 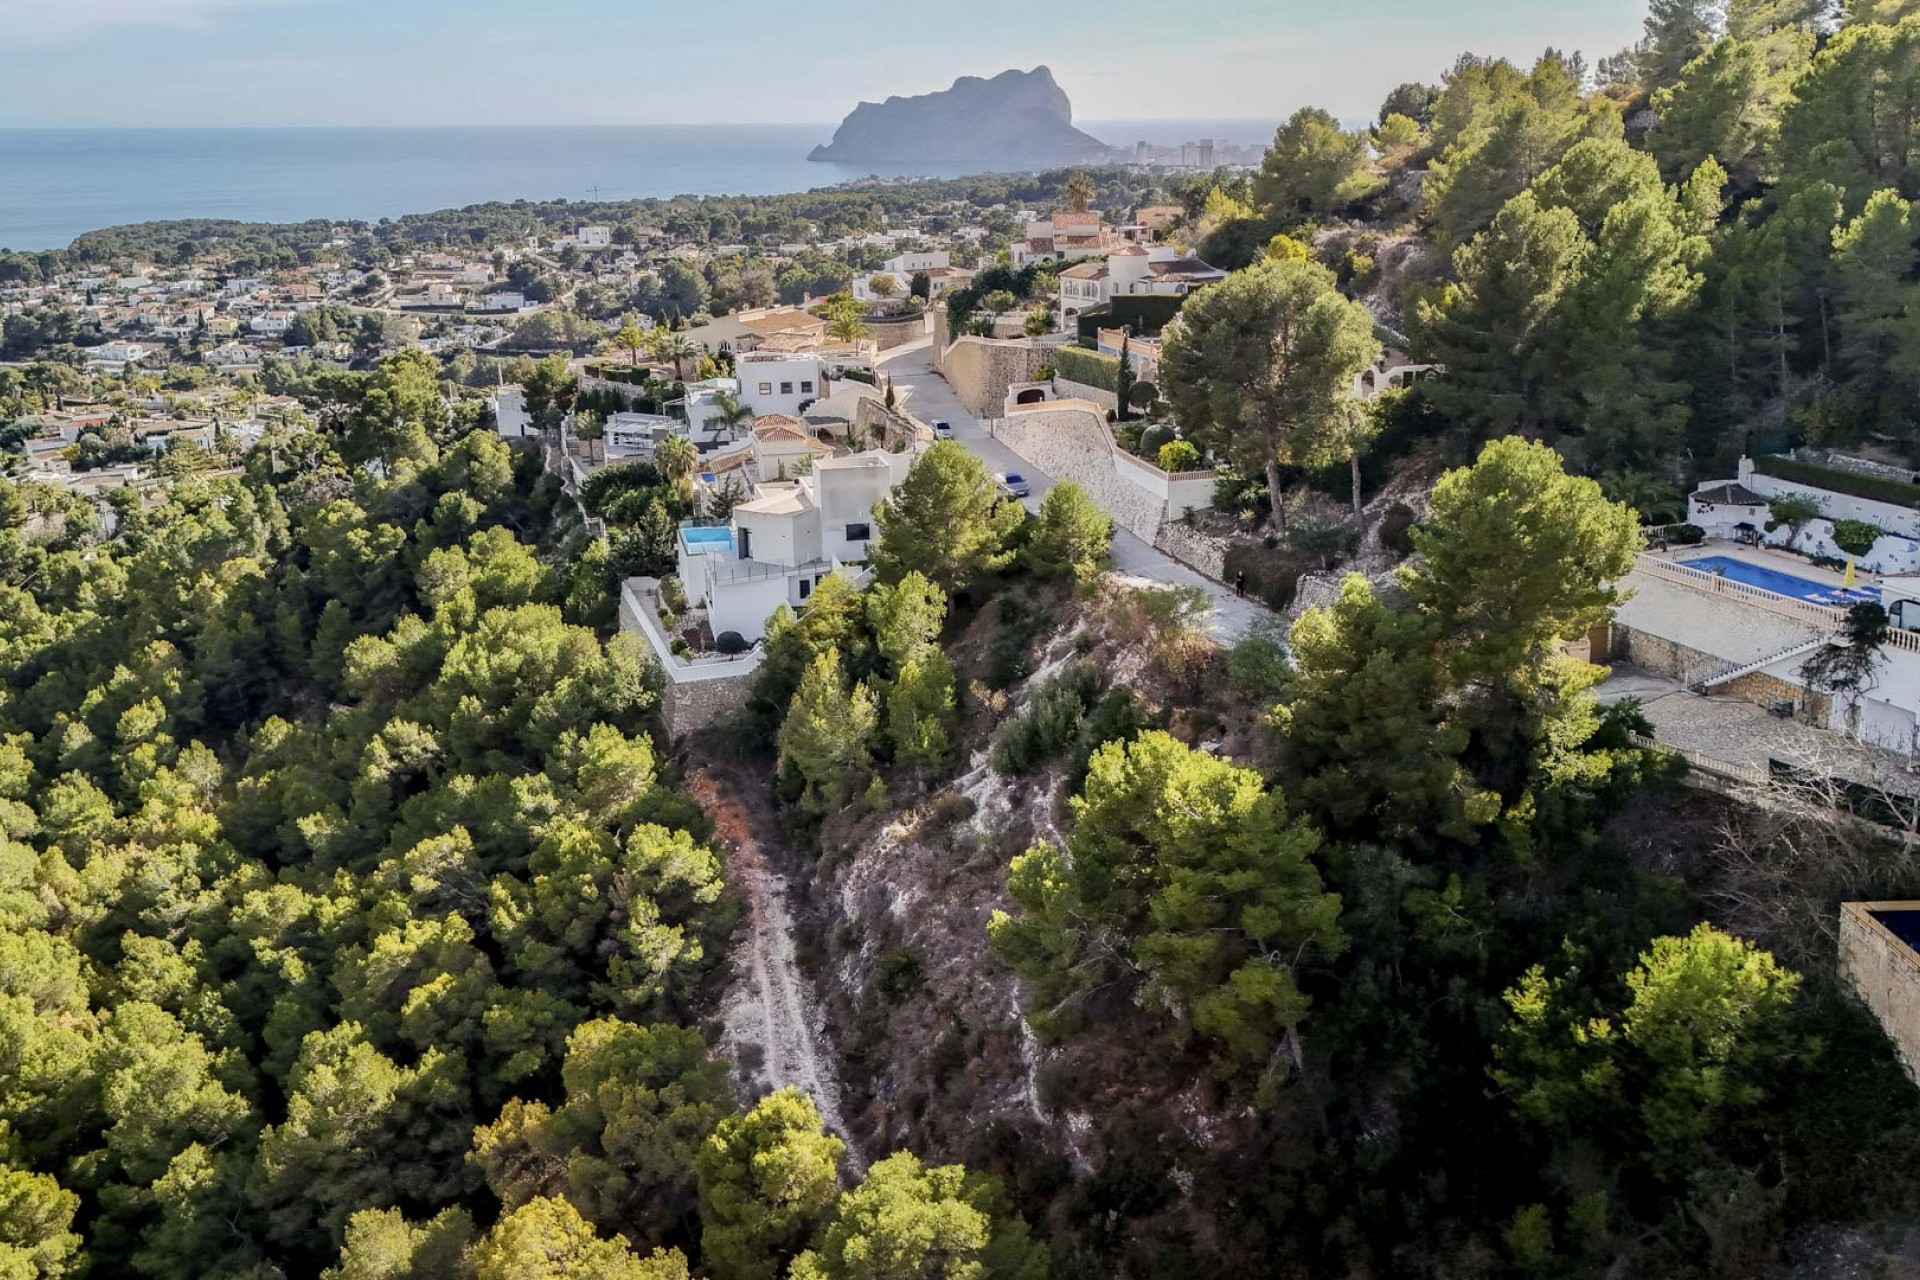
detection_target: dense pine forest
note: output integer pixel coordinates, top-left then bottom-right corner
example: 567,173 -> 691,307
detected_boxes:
6,2 -> 1920,1279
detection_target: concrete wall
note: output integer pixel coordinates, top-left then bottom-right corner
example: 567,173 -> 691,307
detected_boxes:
1841,902 -> 1920,1086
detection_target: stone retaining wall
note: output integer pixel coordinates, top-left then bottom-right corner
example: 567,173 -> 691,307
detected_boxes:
1841,902 -> 1920,1085
1153,521 -> 1230,580
855,398 -> 925,451
663,677 -> 751,739
868,312 -> 932,351
994,406 -> 1167,541
1611,625 -> 1727,687
1052,376 -> 1118,414
938,335 -> 1049,418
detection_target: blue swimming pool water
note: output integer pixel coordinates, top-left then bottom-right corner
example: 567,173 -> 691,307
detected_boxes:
1682,554 -> 1881,605
682,527 -> 735,551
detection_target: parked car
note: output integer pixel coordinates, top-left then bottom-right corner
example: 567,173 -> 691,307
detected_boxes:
931,419 -> 953,439
996,472 -> 1030,499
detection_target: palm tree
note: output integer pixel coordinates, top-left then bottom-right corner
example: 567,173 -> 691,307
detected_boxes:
655,433 -> 699,491
654,333 -> 697,383
613,319 -> 648,367
1064,170 -> 1096,214
826,310 -> 871,344
708,392 -> 756,441
574,410 -> 605,463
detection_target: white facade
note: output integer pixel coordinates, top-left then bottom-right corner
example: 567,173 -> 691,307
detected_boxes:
468,292 -> 528,313
1689,460 -> 1920,575
884,250 -> 949,277
492,387 -> 532,439
602,412 -> 683,457
677,446 -> 920,641
733,353 -> 826,418
1056,246 -> 1226,328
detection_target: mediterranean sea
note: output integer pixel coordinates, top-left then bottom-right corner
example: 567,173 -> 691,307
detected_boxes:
0,120 -> 1280,252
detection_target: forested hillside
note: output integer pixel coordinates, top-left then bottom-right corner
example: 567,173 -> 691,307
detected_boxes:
1170,0 -> 1920,483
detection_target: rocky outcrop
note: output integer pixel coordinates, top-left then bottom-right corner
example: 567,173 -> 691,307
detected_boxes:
809,67 -> 1108,167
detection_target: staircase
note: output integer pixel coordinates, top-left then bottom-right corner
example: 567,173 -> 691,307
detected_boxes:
1692,639 -> 1826,693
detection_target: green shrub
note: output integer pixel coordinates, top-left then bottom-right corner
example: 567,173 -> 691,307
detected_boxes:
1053,345 -> 1122,390
990,661 -> 1103,775
1664,522 -> 1706,545
1830,518 -> 1883,555
1158,440 -> 1202,472
715,630 -> 749,655
1226,632 -> 1293,701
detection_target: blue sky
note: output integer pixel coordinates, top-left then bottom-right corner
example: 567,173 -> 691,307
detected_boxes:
0,0 -> 1649,128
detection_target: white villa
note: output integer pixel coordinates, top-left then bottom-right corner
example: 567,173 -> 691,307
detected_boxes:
1689,454 -> 1920,575
1605,453 -> 1920,756
677,444 -> 923,642
1057,245 -> 1227,330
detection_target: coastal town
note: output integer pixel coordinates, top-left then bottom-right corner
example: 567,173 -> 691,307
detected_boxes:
10,2 -> 1920,1277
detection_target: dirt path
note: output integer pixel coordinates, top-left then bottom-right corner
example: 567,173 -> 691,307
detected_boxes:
688,764 -> 867,1175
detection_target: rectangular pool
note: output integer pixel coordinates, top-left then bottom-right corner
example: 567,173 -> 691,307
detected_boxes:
1681,554 -> 1880,605
681,526 -> 735,553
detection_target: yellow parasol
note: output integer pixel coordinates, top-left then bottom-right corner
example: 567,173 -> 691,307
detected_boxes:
1843,556 -> 1857,589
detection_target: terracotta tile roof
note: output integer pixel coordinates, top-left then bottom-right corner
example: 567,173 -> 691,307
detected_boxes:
751,415 -> 815,442
1059,262 -> 1106,280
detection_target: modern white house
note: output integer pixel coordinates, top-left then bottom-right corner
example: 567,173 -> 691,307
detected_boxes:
677,445 -> 922,642
1056,246 -> 1227,329
732,352 -> 828,418
601,412 -> 685,457
491,387 -> 532,439
468,291 -> 529,314
556,226 -> 613,251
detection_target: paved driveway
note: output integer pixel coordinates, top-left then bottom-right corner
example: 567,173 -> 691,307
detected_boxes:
878,341 -> 1275,643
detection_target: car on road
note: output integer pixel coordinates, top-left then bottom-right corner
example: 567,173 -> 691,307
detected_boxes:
995,472 -> 1030,499
931,419 -> 953,440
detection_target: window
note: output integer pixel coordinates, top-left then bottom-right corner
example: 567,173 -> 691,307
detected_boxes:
758,382 -> 773,395
780,381 -> 793,395
800,380 -> 813,394
738,528 -> 752,560
797,578 -> 812,600
845,522 -> 871,542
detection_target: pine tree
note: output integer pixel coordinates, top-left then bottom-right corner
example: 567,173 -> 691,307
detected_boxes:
776,649 -> 878,813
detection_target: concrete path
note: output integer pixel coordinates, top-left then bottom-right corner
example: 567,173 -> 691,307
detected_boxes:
877,340 -> 1275,643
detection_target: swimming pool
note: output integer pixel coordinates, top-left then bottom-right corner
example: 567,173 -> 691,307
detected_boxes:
1681,554 -> 1881,605
681,526 -> 735,553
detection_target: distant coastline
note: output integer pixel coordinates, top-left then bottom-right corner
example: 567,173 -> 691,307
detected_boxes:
0,120 -> 1280,252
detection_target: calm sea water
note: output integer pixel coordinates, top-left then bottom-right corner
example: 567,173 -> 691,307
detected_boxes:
0,120 -> 1280,252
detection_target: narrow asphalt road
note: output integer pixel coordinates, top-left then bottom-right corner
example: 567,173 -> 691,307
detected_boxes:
877,339 -> 1276,643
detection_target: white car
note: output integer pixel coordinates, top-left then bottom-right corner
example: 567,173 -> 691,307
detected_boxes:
995,472 -> 1030,499
931,419 -> 953,439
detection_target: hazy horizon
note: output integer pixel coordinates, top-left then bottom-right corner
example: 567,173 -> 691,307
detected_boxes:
0,0 -> 1646,130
